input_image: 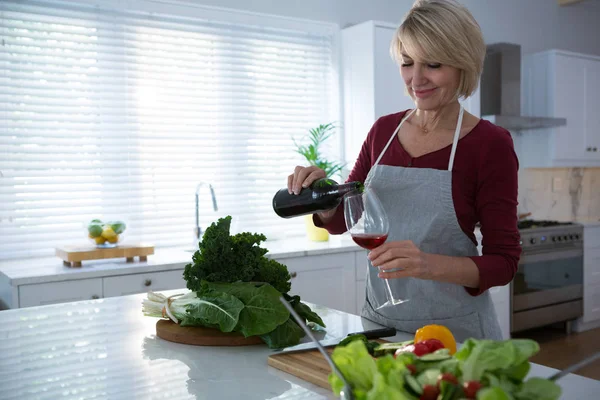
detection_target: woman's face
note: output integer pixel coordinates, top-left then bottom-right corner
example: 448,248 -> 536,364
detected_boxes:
400,52 -> 461,111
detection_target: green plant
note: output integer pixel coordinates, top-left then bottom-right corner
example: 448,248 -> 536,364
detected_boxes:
293,122 -> 345,179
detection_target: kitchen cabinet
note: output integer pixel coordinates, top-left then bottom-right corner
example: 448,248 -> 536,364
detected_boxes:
19,278 -> 103,308
103,270 -> 186,298
518,50 -> 600,167
583,226 -> 600,323
574,225 -> 600,331
355,250 -> 368,313
341,20 -> 480,169
280,252 -> 356,314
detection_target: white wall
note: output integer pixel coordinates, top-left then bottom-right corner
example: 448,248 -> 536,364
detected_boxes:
185,0 -> 600,56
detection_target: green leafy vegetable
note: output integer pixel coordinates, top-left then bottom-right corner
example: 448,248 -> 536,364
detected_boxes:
179,292 -> 244,332
327,338 -> 562,400
200,281 -> 289,337
183,216 -> 291,294
328,340 -> 379,394
514,377 -> 563,400
142,215 -> 326,349
259,319 -> 304,349
476,387 -> 511,400
456,338 -> 540,381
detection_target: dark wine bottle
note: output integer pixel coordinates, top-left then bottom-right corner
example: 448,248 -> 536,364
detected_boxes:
272,178 -> 364,219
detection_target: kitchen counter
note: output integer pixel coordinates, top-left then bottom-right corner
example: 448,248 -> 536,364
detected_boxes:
1,230 -> 484,286
0,235 -> 363,286
0,290 -> 597,400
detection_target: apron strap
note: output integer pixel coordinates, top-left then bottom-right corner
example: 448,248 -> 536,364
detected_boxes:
447,105 -> 464,171
372,105 -> 464,171
373,108 -> 417,168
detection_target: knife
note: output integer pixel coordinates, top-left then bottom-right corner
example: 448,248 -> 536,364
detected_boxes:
275,326 -> 397,354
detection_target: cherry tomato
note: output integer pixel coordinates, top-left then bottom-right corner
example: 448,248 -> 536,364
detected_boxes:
413,342 -> 430,356
437,372 -> 459,386
421,338 -> 445,352
463,381 -> 482,398
420,384 -> 440,400
407,364 -> 417,375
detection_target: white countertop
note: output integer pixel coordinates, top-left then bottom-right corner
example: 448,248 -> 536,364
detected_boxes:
0,290 -> 598,400
0,235 -> 363,286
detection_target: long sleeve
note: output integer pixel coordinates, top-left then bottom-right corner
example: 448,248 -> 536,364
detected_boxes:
466,130 -> 521,295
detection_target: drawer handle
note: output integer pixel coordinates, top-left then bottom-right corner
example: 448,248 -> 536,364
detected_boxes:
290,272 -> 297,279
144,279 -> 152,287
91,295 -> 100,300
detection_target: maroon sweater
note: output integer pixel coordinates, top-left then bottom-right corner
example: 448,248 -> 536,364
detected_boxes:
315,110 -> 522,295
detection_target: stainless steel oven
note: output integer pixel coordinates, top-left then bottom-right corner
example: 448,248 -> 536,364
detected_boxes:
511,221 -> 584,333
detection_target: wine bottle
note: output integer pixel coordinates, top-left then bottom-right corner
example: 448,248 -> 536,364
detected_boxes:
272,178 -> 364,219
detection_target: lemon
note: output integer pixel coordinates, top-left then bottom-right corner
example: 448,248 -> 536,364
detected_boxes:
87,223 -> 103,238
107,234 -> 119,244
101,226 -> 117,240
94,236 -> 107,245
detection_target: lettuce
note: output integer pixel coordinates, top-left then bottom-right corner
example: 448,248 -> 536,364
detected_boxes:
456,338 -> 540,381
328,338 -> 561,400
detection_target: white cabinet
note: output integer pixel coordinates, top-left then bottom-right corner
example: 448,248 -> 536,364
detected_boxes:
489,285 -> 511,340
583,226 -> 600,323
103,270 -> 186,298
574,225 -> 600,331
341,20 -> 480,169
277,252 -> 357,314
19,278 -> 103,308
519,50 -> 600,168
355,250 -> 369,313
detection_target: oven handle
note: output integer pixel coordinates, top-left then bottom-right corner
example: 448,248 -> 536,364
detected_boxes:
519,248 -> 583,265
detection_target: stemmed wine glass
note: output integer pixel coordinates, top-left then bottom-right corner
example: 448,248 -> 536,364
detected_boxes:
344,188 -> 405,310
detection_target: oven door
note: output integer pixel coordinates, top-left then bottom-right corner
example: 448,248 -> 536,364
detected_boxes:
512,248 -> 583,312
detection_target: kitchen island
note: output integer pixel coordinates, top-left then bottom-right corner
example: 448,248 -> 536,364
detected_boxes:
0,290 -> 597,400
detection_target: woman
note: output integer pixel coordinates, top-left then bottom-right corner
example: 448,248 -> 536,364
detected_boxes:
287,0 -> 521,341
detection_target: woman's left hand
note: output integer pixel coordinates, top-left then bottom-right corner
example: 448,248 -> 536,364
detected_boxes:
367,240 -> 434,280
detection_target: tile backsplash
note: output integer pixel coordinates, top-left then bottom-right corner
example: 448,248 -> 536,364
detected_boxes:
518,167 -> 600,222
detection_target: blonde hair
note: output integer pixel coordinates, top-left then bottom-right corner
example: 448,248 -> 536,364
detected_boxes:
390,0 -> 486,99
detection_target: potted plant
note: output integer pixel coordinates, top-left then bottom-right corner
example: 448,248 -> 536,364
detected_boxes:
293,123 -> 345,241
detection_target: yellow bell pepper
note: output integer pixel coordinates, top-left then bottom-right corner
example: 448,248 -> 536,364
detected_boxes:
414,324 -> 457,355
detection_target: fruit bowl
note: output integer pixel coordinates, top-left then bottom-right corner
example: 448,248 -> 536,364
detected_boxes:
87,219 -> 127,248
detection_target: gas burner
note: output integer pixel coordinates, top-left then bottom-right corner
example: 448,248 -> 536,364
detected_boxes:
517,220 -> 573,230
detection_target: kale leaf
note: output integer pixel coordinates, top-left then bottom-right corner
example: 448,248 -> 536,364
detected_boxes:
183,216 -> 291,294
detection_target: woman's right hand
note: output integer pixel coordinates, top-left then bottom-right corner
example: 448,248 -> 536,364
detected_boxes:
287,165 -> 326,195
287,166 -> 337,220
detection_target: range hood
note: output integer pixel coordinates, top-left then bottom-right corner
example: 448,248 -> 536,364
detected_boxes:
480,43 -> 566,131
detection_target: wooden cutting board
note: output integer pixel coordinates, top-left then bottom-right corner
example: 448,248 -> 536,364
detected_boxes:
156,319 -> 263,346
267,339 -> 389,389
55,243 -> 154,267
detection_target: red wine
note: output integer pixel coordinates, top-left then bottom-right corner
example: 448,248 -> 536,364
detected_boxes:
352,233 -> 388,250
273,178 -> 363,218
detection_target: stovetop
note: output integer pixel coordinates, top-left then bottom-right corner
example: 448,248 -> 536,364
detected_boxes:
517,220 -> 583,250
517,220 -> 574,230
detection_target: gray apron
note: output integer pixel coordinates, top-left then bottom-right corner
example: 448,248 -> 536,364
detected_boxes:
361,106 -> 502,341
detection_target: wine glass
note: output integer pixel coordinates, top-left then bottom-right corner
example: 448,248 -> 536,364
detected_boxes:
344,189 -> 405,310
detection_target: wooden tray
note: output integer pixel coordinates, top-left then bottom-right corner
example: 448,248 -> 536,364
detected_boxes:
156,319 -> 264,346
55,243 -> 154,267
267,339 -> 389,389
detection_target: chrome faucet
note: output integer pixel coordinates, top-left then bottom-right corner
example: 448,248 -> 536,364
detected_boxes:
195,182 -> 218,240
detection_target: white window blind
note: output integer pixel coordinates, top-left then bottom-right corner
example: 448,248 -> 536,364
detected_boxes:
0,0 -> 339,260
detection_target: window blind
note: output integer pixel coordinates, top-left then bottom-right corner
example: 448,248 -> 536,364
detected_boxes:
0,0 -> 339,260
